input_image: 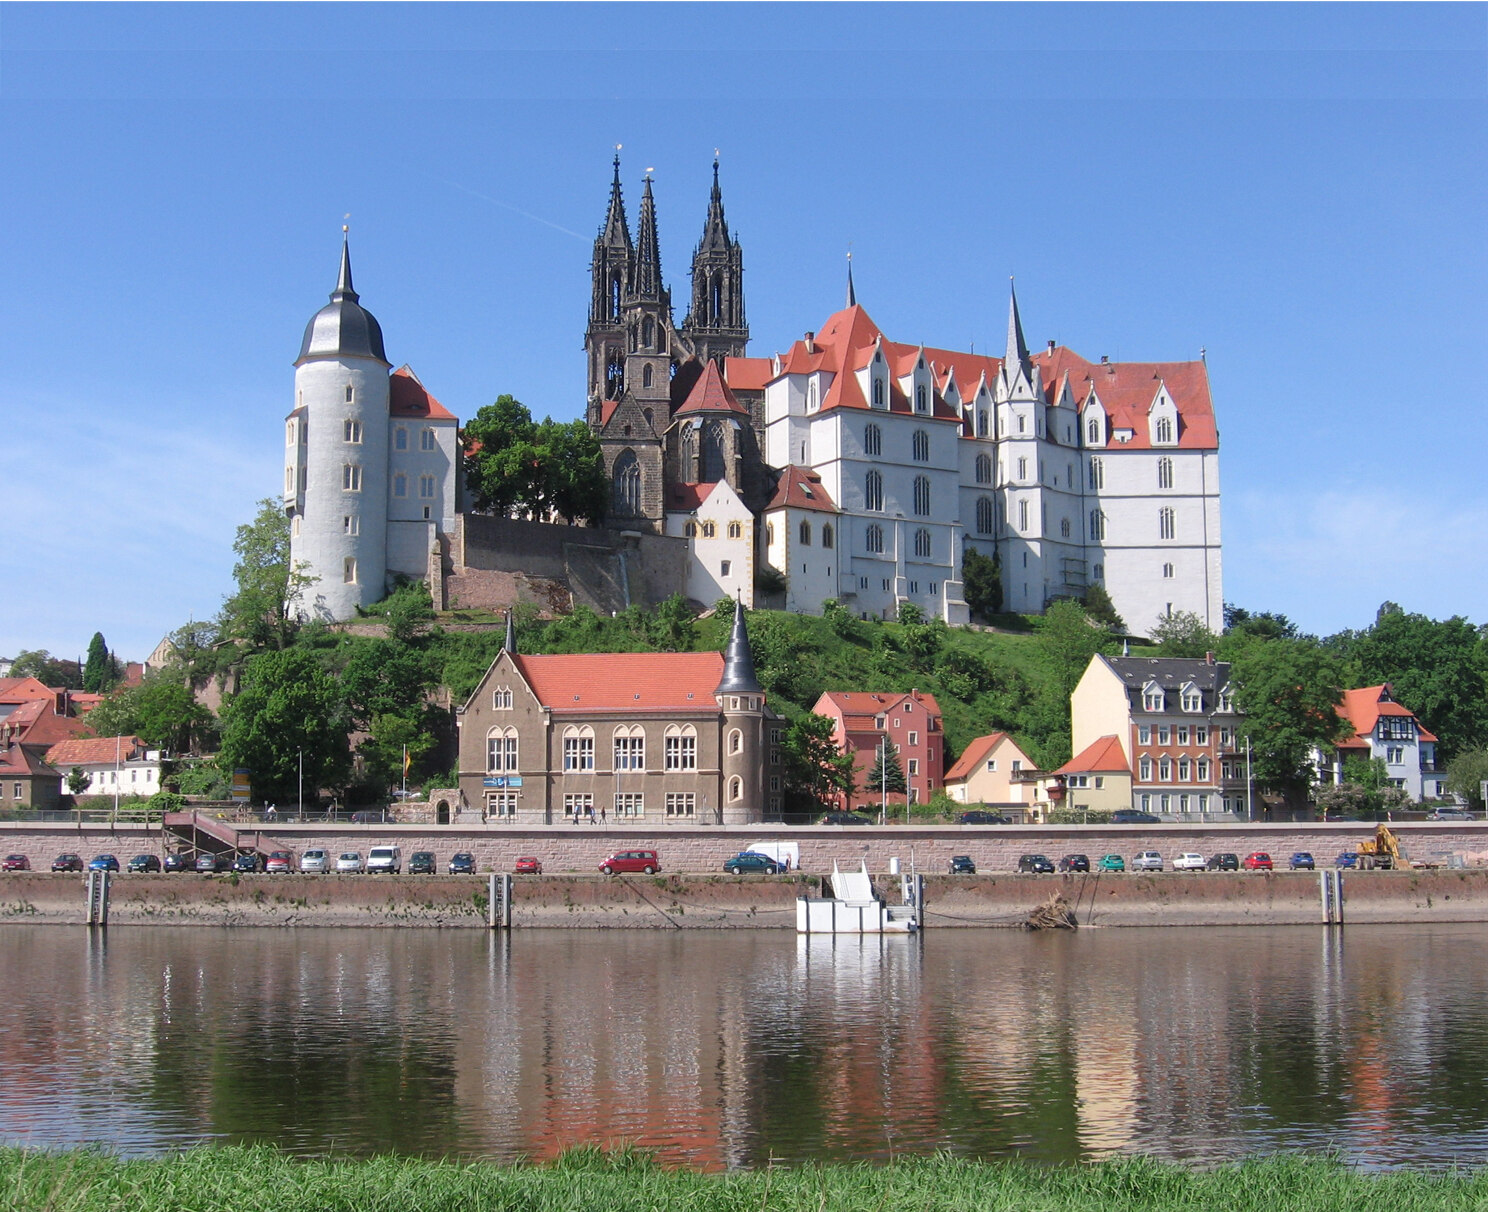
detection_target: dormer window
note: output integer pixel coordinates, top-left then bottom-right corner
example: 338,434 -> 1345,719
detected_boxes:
1155,415 -> 1174,443
872,378 -> 884,408
1087,415 -> 1102,444
1180,684 -> 1202,712
1142,683 -> 1165,712
915,384 -> 927,413
1217,685 -> 1234,713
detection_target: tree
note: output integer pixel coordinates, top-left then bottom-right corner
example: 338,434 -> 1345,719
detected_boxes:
1149,610 -> 1220,659
1224,603 -> 1300,642
217,647 -> 351,804
1446,749 -> 1488,810
866,739 -> 906,796
962,547 -> 1003,620
217,500 -> 316,651
83,677 -> 213,754
1039,600 -> 1119,704
8,650 -> 82,689
781,713 -> 856,814
83,632 -> 118,694
66,767 -> 92,796
1081,584 -> 1124,632
462,396 -> 607,524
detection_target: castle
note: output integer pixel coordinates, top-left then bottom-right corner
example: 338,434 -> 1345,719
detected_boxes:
284,160 -> 1223,635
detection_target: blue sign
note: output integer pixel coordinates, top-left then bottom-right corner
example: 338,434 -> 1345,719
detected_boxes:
483,777 -> 506,788
506,776 -> 523,788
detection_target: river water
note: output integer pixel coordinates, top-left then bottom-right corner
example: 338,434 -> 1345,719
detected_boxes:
1,923 -> 1486,1170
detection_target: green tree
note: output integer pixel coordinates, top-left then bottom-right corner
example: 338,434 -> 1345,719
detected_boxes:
1039,600 -> 1119,704
1149,610 -> 1220,658
83,677 -> 213,754
82,632 -> 118,694
1446,748 -> 1488,810
1224,603 -> 1300,641
66,767 -> 92,796
866,739 -> 906,796
1081,584 -> 1124,632
8,650 -> 82,689
782,713 -> 856,814
217,647 -> 350,804
462,396 -> 607,523
961,547 -> 1003,620
218,499 -> 316,650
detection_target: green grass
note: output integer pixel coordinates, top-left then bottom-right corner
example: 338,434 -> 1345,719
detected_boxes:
2,1145 -> 1484,1212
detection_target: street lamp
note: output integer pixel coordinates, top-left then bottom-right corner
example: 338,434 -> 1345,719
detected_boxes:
297,748 -> 303,822
1245,735 -> 1255,822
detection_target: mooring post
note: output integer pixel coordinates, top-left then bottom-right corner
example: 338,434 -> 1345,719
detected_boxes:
1335,870 -> 1344,926
503,873 -> 513,928
85,870 -> 111,926
487,872 -> 499,928
1319,869 -> 1331,924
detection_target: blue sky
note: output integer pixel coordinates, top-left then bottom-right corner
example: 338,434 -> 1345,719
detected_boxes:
2,3 -> 1485,660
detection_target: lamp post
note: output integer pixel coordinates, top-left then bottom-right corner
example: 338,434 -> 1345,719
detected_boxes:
1245,735 -> 1255,823
297,748 -> 303,822
879,734 -> 888,826
111,734 -> 121,828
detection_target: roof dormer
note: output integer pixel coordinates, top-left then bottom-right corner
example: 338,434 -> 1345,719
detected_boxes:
1083,392 -> 1107,447
1149,383 -> 1179,446
859,339 -> 890,410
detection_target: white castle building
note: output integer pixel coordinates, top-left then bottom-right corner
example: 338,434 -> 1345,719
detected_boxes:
284,239 -> 460,620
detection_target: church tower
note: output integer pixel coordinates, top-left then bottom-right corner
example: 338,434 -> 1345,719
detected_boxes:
682,157 -> 748,366
586,154 -> 632,415
715,599 -> 766,825
285,236 -> 392,621
621,173 -> 678,435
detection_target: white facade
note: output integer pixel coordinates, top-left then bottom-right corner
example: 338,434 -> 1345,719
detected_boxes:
664,480 -> 755,606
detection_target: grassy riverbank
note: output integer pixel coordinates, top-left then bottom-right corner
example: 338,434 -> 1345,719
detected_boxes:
3,1145 -> 1485,1211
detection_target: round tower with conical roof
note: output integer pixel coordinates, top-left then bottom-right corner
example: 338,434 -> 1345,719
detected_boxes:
715,598 -> 766,824
285,236 -> 391,620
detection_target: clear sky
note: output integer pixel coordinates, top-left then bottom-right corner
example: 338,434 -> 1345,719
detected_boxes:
2,3 -> 1484,661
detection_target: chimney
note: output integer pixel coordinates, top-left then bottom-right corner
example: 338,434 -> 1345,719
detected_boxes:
803,332 -> 816,354
1205,651 -> 1215,665
1047,340 -> 1056,353
1100,355 -> 1109,365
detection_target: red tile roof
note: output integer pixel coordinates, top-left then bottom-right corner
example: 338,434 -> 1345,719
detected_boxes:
0,742 -> 58,778
598,400 -> 620,427
389,365 -> 456,420
815,690 -> 942,728
1338,685 -> 1438,744
1055,735 -> 1131,776
723,357 -> 774,392
675,359 -> 749,417
944,732 -> 1009,783
766,466 -> 839,514
0,678 -> 56,703
511,652 -> 730,712
666,482 -> 718,512
45,736 -> 146,768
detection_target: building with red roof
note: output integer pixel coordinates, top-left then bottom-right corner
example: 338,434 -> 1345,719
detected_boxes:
44,735 -> 164,801
812,689 -> 944,812
943,731 -> 1041,817
1048,735 -> 1134,818
1316,685 -> 1444,802
0,741 -> 61,811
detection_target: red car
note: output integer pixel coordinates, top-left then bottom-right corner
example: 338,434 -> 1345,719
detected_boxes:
1243,851 -> 1274,871
513,856 -> 543,874
2,855 -> 30,871
264,851 -> 294,873
599,849 -> 660,875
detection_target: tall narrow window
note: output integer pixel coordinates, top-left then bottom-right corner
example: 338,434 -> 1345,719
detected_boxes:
865,470 -> 883,511
821,523 -> 834,549
613,449 -> 642,516
912,475 -> 930,516
1089,510 -> 1106,541
912,430 -> 929,461
977,410 -> 989,437
1018,499 -> 1029,531
872,379 -> 884,407
913,528 -> 931,558
1157,457 -> 1174,489
975,496 -> 993,535
395,427 -> 408,451
421,428 -> 436,452
342,557 -> 357,584
1088,457 -> 1104,490
1155,415 -> 1174,443
342,515 -> 359,535
915,384 -> 927,413
1159,507 -> 1176,540
393,473 -> 407,498
975,453 -> 991,484
342,464 -> 362,492
799,520 -> 812,546
420,475 -> 436,499
345,385 -> 355,403
865,524 -> 884,554
864,423 -> 882,456
343,419 -> 362,444
1087,415 -> 1100,444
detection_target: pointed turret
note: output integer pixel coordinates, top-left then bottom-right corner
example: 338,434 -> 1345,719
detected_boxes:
503,608 -> 517,655
995,278 -> 1040,403
298,236 -> 387,364
683,157 -> 748,359
631,172 -> 664,301
1004,278 -> 1030,372
587,153 -> 635,404
597,152 -> 632,253
696,156 -> 732,252
715,599 -> 763,695
846,255 -> 857,307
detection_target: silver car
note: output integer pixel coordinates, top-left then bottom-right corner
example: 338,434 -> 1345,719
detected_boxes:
1132,850 -> 1164,872
299,848 -> 331,873
335,852 -> 364,874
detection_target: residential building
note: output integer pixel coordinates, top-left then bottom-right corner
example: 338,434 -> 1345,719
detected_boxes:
943,731 -> 1039,812
1047,735 -> 1134,818
1316,685 -> 1443,802
44,736 -> 164,800
1071,654 -> 1244,819
812,690 -> 943,810
456,602 -> 781,824
0,741 -> 60,811
0,678 -> 91,749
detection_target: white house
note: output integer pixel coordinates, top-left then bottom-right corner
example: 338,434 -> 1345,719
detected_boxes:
664,479 -> 755,607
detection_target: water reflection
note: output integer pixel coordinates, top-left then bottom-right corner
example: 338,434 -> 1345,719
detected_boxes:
2,924 -> 1487,1168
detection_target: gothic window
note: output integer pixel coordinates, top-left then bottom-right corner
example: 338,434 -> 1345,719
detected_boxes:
491,687 -> 513,710
1157,457 -> 1174,489
865,470 -> 883,512
1017,457 -> 1028,481
912,476 -> 930,516
1089,510 -> 1107,541
701,420 -> 726,482
1088,456 -> 1104,490
610,272 -> 622,321
729,729 -> 743,755
799,520 -> 811,545
872,378 -> 884,408
1159,507 -> 1176,540
1155,415 -> 1175,444
642,316 -> 654,349
915,385 -> 927,413
711,277 -> 722,324
912,430 -> 929,462
421,428 -> 436,451
1018,499 -> 1029,531
821,523 -> 834,549
913,528 -> 931,558
1087,415 -> 1101,444
563,726 -> 596,772
975,453 -> 991,484
605,351 -> 624,398
975,496 -> 994,535
664,725 -> 698,771
345,385 -> 355,404
613,726 -> 645,770
612,449 -> 642,517
1060,518 -> 1071,538
684,520 -> 697,538
865,523 -> 884,554
977,410 -> 990,437
702,521 -> 716,538
642,364 -> 653,388
864,423 -> 882,456
727,521 -> 742,539
1163,562 -> 1174,578
486,728 -> 518,773
729,776 -> 743,801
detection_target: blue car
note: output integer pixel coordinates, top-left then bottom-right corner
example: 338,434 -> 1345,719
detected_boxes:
1335,851 -> 1359,869
723,852 -> 782,875
88,854 -> 120,872
1289,852 -> 1316,870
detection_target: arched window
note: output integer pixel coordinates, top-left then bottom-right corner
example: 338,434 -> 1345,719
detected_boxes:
702,521 -> 716,538
912,475 -> 930,516
1088,456 -> 1104,490
727,521 -> 742,539
799,520 -> 811,546
729,775 -> 743,801
977,410 -> 990,438
1087,415 -> 1101,444
865,523 -> 884,554
765,524 -> 774,545
728,729 -> 743,755
975,496 -> 994,535
563,725 -> 595,772
1159,507 -> 1176,540
642,316 -> 654,348
612,449 -> 641,516
864,423 -> 882,456
912,430 -> 929,462
821,523 -> 834,549
975,453 -> 992,484
915,384 -> 927,413
642,364 -> 653,388
872,378 -> 884,407
865,470 -> 883,511
701,420 -> 726,483
486,727 -> 518,773
913,528 -> 931,558
1155,415 -> 1174,444
1018,499 -> 1029,531
1089,510 -> 1106,541
664,724 -> 698,771
1163,563 -> 1175,578
1060,517 -> 1071,538
613,725 -> 645,771
1157,457 -> 1173,489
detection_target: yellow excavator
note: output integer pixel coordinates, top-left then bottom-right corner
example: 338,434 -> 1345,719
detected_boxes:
1357,824 -> 1402,870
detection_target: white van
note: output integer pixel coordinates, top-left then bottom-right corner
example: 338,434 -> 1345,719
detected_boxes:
366,845 -> 402,874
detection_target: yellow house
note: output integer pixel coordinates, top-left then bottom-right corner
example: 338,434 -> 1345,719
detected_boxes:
944,732 -> 1039,812
1049,735 -> 1133,816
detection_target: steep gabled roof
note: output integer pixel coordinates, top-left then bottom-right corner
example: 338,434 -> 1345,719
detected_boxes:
666,481 -> 719,512
0,678 -> 57,703
723,357 -> 774,392
1338,685 -> 1438,744
1055,734 -> 1131,776
511,652 -> 729,713
765,466 -> 838,514
674,359 -> 749,418
0,742 -> 59,778
815,690 -> 943,729
944,732 -> 1011,783
389,365 -> 456,420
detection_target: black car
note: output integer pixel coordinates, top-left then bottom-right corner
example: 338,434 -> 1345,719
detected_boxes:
1206,852 -> 1240,871
817,812 -> 872,826
1058,854 -> 1091,873
233,852 -> 263,873
1111,809 -> 1160,824
195,853 -> 232,873
51,854 -> 84,873
126,854 -> 161,873
1017,854 -> 1056,874
948,855 -> 977,874
162,853 -> 190,872
958,810 -> 1012,825
408,851 -> 436,875
448,852 -> 476,875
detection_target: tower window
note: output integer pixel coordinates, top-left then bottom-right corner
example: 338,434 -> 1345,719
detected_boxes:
393,473 -> 406,498
420,474 -> 436,499
912,430 -> 929,462
912,475 -> 931,517
343,557 -> 357,584
975,453 -> 991,484
865,523 -> 884,554
864,423 -> 882,456
342,464 -> 362,492
343,419 -> 362,444
799,520 -> 811,546
865,470 -> 883,512
345,385 -> 354,403
342,514 -> 359,535
1158,457 -> 1174,489
643,364 -> 653,388
1159,507 -> 1176,540
421,428 -> 436,452
975,496 -> 993,535
914,528 -> 931,558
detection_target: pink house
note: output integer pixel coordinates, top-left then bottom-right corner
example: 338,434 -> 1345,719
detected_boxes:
813,690 -> 943,810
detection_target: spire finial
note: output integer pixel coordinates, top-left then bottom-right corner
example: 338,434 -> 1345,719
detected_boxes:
1005,275 -> 1030,369
846,250 -> 857,308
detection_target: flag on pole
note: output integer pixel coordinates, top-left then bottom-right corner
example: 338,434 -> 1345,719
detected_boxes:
403,746 -> 411,775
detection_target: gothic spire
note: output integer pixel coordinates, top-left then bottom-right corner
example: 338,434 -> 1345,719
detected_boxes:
1005,277 -> 1030,371
715,598 -> 763,696
697,156 -> 731,252
335,232 -> 357,300
503,608 -> 517,655
598,152 -> 632,251
846,254 -> 857,308
632,170 -> 663,299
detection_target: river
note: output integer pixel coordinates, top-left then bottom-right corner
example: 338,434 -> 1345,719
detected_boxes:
1,923 -> 1485,1169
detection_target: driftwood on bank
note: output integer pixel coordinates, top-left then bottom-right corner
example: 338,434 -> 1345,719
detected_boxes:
1026,893 -> 1078,930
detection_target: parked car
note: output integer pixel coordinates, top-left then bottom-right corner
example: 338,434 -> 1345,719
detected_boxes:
264,851 -> 294,873
1289,852 -> 1316,870
2,854 -> 30,872
513,855 -> 543,874
1058,854 -> 1090,873
336,852 -> 364,874
1131,851 -> 1164,872
349,810 -> 386,824
1017,854 -> 1055,874
958,810 -> 1012,825
195,852 -> 231,873
163,853 -> 190,872
126,854 -> 161,873
299,849 -> 331,873
817,811 -> 872,826
408,851 -> 437,875
51,854 -> 84,873
1172,852 -> 1207,872
233,852 -> 264,873
723,852 -> 780,875
600,849 -> 660,875
1206,852 -> 1240,871
948,855 -> 977,874
1243,851 -> 1274,871
1334,851 -> 1359,869
89,854 -> 120,872
1098,854 -> 1126,872
366,846 -> 402,874
1111,809 -> 1160,824
448,852 -> 476,875
1429,808 -> 1474,820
